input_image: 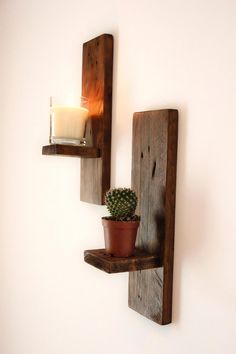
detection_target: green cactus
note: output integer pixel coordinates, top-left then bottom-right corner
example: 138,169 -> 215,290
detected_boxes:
105,188 -> 140,221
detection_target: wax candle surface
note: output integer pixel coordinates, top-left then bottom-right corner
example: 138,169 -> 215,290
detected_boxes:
52,106 -> 88,139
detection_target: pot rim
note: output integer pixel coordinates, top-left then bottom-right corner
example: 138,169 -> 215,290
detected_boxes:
102,217 -> 140,228
102,217 -> 140,222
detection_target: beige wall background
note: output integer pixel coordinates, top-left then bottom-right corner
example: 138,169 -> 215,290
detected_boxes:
1,0 -> 236,353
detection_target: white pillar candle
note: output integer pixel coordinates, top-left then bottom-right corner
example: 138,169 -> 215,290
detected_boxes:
50,104 -> 88,145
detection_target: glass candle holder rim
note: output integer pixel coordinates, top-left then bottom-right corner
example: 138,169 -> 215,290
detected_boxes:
50,96 -> 89,109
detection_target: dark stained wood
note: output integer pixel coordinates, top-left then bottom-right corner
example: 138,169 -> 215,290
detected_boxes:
42,144 -> 100,158
84,249 -> 161,274
80,34 -> 113,204
128,109 -> 178,325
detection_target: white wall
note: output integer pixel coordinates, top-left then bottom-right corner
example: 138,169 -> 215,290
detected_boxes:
1,0 -> 236,353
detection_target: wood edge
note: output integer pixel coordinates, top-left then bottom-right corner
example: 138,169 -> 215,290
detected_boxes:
42,145 -> 56,155
133,109 -> 178,116
128,303 -> 164,325
100,34 -> 113,203
162,110 -> 178,324
84,249 -> 161,274
84,250 -> 111,273
42,145 -> 100,158
128,284 -> 171,325
83,33 -> 113,47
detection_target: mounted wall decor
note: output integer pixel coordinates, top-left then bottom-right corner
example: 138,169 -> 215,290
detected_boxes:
42,34 -> 113,205
84,109 -> 178,325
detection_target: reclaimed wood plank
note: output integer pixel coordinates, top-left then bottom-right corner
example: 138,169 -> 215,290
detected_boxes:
128,109 -> 178,325
80,34 -> 113,204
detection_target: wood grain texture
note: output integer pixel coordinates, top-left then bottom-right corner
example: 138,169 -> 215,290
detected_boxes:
128,109 -> 178,325
80,34 -> 113,204
84,249 -> 161,274
42,144 -> 100,158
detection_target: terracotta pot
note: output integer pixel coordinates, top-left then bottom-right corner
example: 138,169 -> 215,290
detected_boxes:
102,218 -> 140,257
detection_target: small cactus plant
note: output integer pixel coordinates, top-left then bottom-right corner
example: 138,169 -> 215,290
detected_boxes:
104,188 -> 140,221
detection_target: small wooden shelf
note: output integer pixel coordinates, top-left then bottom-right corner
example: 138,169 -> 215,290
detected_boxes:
84,249 -> 161,274
42,144 -> 100,158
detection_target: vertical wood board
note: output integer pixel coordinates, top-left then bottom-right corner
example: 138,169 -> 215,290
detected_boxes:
128,109 -> 178,325
80,34 -> 113,204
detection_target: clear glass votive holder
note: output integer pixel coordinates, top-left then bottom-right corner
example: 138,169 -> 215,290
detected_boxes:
49,96 -> 88,146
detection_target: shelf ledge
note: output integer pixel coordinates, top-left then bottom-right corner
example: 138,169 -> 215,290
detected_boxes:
84,249 -> 161,274
42,144 -> 100,158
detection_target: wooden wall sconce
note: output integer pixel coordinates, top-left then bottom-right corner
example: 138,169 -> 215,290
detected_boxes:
42,33 -> 179,325
85,109 -> 178,325
42,34 -> 113,205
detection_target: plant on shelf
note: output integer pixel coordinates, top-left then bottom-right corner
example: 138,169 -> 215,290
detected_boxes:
102,188 -> 140,257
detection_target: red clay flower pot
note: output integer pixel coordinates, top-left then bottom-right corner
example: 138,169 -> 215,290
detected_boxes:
102,218 -> 140,257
